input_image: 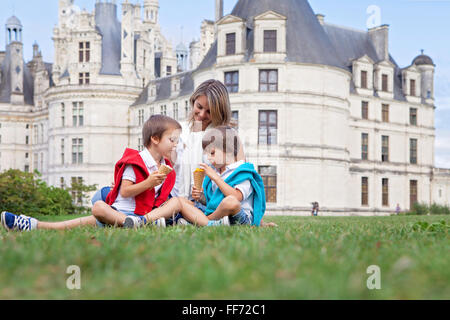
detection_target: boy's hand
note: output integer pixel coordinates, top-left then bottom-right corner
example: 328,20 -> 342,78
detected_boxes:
146,171 -> 167,189
199,163 -> 220,182
192,186 -> 203,201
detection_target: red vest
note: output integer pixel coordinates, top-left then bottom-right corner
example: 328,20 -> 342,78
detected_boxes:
105,148 -> 176,216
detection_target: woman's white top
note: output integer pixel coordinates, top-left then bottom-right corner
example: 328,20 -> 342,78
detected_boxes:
171,122 -> 212,199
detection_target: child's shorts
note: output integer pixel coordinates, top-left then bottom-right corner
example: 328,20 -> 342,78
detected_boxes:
194,201 -> 253,226
95,206 -> 142,228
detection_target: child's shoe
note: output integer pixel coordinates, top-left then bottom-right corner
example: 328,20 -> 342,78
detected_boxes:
151,217 -> 166,228
1,211 -> 38,231
176,217 -> 191,226
207,216 -> 230,227
123,215 -> 147,229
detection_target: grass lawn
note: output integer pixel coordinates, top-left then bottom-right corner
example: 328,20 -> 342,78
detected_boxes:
0,214 -> 449,299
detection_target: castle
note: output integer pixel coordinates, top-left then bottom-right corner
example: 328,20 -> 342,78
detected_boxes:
0,0 -> 449,215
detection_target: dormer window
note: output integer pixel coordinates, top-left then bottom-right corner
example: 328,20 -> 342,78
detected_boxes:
79,42 -> 90,63
226,33 -> 236,55
410,79 -> 416,96
382,74 -> 388,92
263,30 -> 277,52
361,70 -> 368,89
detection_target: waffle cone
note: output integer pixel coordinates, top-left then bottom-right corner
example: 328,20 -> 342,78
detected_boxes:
193,170 -> 205,190
158,164 -> 173,175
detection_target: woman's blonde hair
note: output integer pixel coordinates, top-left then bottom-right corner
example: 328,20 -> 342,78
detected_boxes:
188,79 -> 231,129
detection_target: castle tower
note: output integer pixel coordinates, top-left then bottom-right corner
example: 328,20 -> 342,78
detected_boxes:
176,42 -> 188,72
120,0 -> 137,79
412,51 -> 435,102
6,16 -> 24,104
143,0 -> 159,25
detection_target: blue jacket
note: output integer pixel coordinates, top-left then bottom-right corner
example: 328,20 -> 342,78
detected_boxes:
203,162 -> 266,226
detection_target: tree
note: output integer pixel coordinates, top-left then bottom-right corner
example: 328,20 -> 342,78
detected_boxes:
0,169 -> 97,216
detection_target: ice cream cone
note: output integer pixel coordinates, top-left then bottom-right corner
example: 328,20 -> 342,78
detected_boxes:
158,164 -> 173,175
193,168 -> 205,190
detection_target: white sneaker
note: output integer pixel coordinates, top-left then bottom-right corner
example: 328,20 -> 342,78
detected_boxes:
151,217 -> 166,228
176,217 -> 191,226
123,216 -> 146,229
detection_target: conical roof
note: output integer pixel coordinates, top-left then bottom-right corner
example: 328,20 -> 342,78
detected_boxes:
6,15 -> 22,28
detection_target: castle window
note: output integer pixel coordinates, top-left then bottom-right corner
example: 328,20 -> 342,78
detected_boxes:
232,111 -> 239,129
263,30 -> 277,52
71,177 -> 83,204
361,70 -> 368,89
72,139 -> 83,164
410,108 -> 417,126
259,69 -> 278,92
72,102 -> 84,127
259,166 -> 277,203
410,180 -> 418,209
161,105 -> 167,116
138,109 -> 144,126
60,177 -> 65,189
173,103 -> 179,120
362,177 -> 369,206
381,136 -> 389,162
258,110 -> 277,145
61,138 -> 65,165
382,74 -> 388,92
382,178 -> 389,207
410,79 -> 416,96
79,42 -> 90,63
361,133 -> 369,160
79,72 -> 89,85
61,103 -> 65,127
225,71 -> 239,93
226,33 -> 236,55
185,101 -> 189,119
362,101 -> 369,119
166,66 -> 172,76
382,104 -> 389,122
410,138 -> 418,164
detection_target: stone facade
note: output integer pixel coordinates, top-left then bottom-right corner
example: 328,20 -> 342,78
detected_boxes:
0,0 -> 449,215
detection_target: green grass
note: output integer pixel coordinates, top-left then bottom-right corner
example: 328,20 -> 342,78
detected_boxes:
0,215 -> 449,299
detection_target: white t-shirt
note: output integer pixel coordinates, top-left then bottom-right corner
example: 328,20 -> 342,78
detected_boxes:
112,148 -> 165,213
210,160 -> 254,219
172,122 -> 212,199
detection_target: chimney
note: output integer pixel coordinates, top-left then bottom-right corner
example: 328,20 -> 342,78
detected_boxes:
215,0 -> 223,22
316,14 -> 325,25
368,24 -> 389,62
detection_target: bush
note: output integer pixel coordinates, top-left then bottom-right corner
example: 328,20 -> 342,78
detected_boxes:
0,169 -> 97,217
406,202 -> 450,215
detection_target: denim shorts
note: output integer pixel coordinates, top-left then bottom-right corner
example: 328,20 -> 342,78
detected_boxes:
95,206 -> 141,228
194,201 -> 253,226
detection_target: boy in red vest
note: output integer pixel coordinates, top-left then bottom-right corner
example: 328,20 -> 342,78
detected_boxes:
92,115 -> 180,228
1,115 -> 180,231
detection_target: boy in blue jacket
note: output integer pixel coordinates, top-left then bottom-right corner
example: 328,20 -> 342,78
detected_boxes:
133,126 -> 266,227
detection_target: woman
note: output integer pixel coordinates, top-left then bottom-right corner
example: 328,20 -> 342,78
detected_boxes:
171,79 -> 276,227
93,79 -> 276,227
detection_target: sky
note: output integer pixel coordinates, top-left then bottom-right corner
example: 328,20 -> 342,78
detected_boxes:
1,0 -> 449,168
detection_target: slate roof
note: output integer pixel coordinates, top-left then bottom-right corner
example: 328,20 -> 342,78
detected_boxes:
0,45 -> 34,105
132,70 -> 194,106
95,2 -> 122,76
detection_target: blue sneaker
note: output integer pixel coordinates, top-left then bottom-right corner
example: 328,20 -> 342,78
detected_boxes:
1,211 -> 38,231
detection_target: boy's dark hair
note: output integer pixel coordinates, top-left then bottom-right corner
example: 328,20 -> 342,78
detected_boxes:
202,126 -> 242,158
142,115 -> 181,147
